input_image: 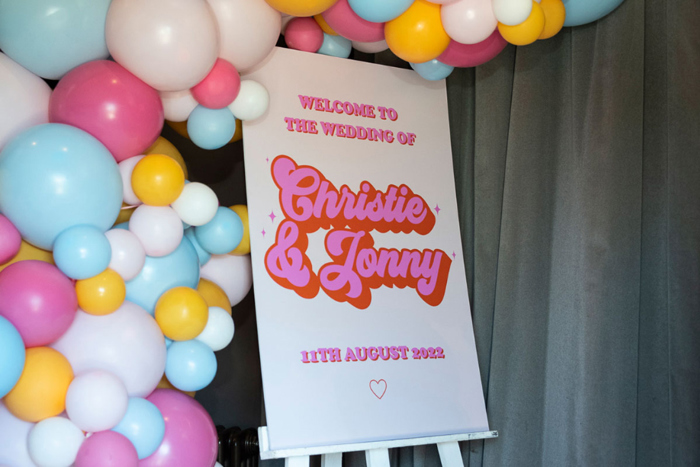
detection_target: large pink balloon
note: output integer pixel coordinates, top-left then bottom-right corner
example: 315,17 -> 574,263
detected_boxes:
75,431 -> 138,467
322,0 -> 385,42
49,60 -> 164,163
438,30 -> 508,68
140,389 -> 217,467
0,214 -> 21,264
0,260 -> 77,347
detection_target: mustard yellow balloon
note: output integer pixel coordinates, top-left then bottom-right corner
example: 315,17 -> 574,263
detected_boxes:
4,347 -> 74,422
76,269 -> 126,316
131,154 -> 185,206
538,0 -> 566,40
229,205 -> 250,256
158,374 -> 196,397
314,14 -> 338,35
145,136 -> 188,179
385,0 -> 451,64
498,1 -> 545,46
155,286 -> 209,341
197,278 -> 232,315
0,240 -> 54,272
265,0 -> 339,17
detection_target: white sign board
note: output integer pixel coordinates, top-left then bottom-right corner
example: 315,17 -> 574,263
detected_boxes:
243,47 -> 488,451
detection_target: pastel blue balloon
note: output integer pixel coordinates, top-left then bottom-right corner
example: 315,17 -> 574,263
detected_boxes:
0,124 -> 122,250
0,0 -> 111,79
112,397 -> 165,460
125,237 -> 200,314
0,316 -> 25,398
165,340 -> 217,392
563,0 -> 626,27
194,207 -> 243,255
113,222 -> 129,230
165,337 -> 174,348
318,34 -> 352,59
410,60 -> 454,81
53,224 -> 111,279
185,228 -> 211,266
348,0 -> 414,23
187,106 -> 236,150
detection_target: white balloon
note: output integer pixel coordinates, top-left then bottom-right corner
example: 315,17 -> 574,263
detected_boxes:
0,402 -> 36,467
27,417 -> 84,467
65,370 -> 128,433
52,302 -> 167,397
0,53 -> 51,152
228,80 -> 269,121
492,0 -> 532,26
105,229 -> 146,281
106,0 -> 219,91
160,89 -> 198,122
118,155 -> 144,206
207,0 -> 281,73
129,205 -> 184,257
196,306 -> 235,351
200,254 -> 252,307
352,40 -> 389,54
171,182 -> 219,226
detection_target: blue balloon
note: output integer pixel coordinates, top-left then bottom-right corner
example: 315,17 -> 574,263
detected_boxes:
125,237 -> 200,314
348,0 -> 414,23
318,34 -> 352,59
187,106 -> 236,150
0,316 -> 25,398
184,228 -> 211,266
563,0 -> 625,26
53,224 -> 111,280
112,397 -> 165,460
194,207 -> 243,255
0,0 -> 111,79
410,60 -> 454,81
165,340 -> 217,392
0,124 -> 122,250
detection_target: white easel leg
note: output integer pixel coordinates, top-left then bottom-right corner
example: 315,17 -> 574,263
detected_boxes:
437,441 -> 464,467
321,452 -> 343,467
285,455 -> 310,467
365,448 -> 391,467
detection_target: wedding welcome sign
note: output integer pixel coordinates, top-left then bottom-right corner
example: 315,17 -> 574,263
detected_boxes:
243,47 -> 489,451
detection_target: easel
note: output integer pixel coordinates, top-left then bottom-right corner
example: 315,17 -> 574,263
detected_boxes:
258,427 -> 498,467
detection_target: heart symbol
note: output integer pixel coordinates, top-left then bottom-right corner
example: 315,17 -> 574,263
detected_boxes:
369,379 -> 387,399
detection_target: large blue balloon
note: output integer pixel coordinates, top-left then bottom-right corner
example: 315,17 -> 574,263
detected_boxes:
187,106 -> 236,150
0,124 -> 123,250
0,0 -> 111,79
112,397 -> 166,460
165,340 -> 217,392
348,0 -> 414,23
184,228 -> 211,266
318,34 -> 352,59
563,0 -> 626,27
125,237 -> 200,315
0,316 -> 25,398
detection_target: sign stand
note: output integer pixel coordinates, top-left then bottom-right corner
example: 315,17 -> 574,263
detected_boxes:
258,427 -> 498,467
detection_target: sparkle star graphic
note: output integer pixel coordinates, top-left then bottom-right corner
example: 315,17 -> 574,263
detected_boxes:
269,210 -> 276,222
266,157 -> 269,163
261,229 -> 266,237
435,204 -> 441,214
452,252 -> 457,259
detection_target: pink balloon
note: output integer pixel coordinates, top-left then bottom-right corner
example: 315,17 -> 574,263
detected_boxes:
0,260 -> 77,347
75,431 -> 138,467
140,389 -> 217,467
191,59 -> 241,109
0,215 -> 21,264
322,0 -> 384,42
438,30 -> 508,68
284,18 -> 324,53
49,60 -> 164,163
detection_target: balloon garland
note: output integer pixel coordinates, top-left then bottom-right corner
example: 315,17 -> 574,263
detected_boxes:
0,0 -> 625,466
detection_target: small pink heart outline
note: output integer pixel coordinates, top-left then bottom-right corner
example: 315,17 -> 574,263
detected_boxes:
369,379 -> 387,399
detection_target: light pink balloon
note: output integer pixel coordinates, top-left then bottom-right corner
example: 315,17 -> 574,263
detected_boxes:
129,206 -> 183,258
75,431 -> 138,467
441,0 -> 498,45
438,30 -> 507,68
105,229 -> 146,281
160,90 -> 198,122
0,214 -> 21,264
119,156 -> 144,206
200,254 -> 252,307
352,39 -> 389,54
322,0 -> 385,43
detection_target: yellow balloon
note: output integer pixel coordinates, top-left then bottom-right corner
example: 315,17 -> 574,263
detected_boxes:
264,0 -> 338,17
157,374 -> 196,397
75,269 -> 126,316
385,0 -> 451,64
538,0 -> 566,40
131,154 -> 185,206
167,118 -> 242,144
155,286 -> 209,341
145,136 -> 188,179
197,278 -> 232,314
0,240 -> 53,272
314,14 -> 338,35
498,1 -> 545,46
4,347 -> 74,422
229,205 -> 250,256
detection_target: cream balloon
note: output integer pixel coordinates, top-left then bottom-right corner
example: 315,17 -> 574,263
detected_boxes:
106,0 -> 219,92
195,306 -> 235,351
160,90 -> 198,122
65,370 -> 128,433
129,205 -> 184,257
0,402 -> 35,467
442,0 -> 498,45
200,254 -> 252,307
352,40 -> 389,54
0,53 -> 51,151
492,0 -> 533,25
118,156 -> 144,206
28,417 -> 84,467
105,229 -> 146,281
206,0 -> 282,73
171,182 -> 219,226
228,80 -> 270,121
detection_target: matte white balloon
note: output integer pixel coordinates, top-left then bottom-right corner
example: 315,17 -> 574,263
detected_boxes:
52,302 -> 166,397
106,0 -> 219,91
492,0 -> 533,26
129,205 -> 184,257
200,254 -> 252,307
442,0 -> 498,45
228,80 -> 270,121
0,402 -> 35,467
171,182 -> 219,226
118,156 -> 144,206
65,370 -> 129,433
352,40 -> 389,54
160,89 -> 198,122
196,306 -> 235,351
105,229 -> 146,281
28,417 -> 84,467
0,53 -> 51,152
